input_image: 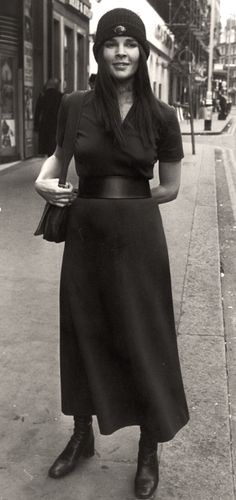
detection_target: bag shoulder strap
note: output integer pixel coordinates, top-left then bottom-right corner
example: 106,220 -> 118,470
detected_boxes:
59,90 -> 92,186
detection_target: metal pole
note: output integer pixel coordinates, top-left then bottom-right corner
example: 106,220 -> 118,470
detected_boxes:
226,17 -> 232,94
204,0 -> 216,131
188,69 -> 195,155
48,0 -> 53,78
168,0 -> 172,24
207,0 -> 216,94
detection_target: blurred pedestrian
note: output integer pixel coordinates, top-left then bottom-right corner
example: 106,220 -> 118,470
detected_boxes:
34,78 -> 63,156
218,92 -> 227,120
227,96 -> 232,114
35,8 -> 189,499
88,73 -> 97,89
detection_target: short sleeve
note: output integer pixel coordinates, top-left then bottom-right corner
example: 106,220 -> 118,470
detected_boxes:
157,107 -> 184,162
56,93 -> 69,147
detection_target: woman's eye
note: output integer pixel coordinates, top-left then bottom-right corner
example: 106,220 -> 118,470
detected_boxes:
104,40 -> 138,49
126,41 -> 138,48
104,41 -> 116,48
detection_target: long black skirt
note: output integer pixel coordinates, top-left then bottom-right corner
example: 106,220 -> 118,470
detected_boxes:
60,196 -> 189,441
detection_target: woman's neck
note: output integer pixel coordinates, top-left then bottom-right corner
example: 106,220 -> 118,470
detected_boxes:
116,81 -> 134,121
116,81 -> 134,104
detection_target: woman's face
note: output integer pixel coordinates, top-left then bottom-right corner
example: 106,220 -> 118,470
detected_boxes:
103,36 -> 140,81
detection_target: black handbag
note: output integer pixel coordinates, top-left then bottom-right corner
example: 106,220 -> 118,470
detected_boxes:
34,91 -> 88,243
34,201 -> 70,243
34,149 -> 73,243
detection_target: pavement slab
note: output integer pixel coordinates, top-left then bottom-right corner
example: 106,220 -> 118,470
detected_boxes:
178,145 -> 223,337
159,149 -> 200,326
1,420 -> 140,500
159,142 -> 233,499
159,334 -> 233,500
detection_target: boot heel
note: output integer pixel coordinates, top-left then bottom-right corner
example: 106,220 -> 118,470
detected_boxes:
82,435 -> 95,458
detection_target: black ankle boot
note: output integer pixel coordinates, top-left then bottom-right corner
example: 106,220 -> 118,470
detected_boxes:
134,427 -> 159,499
48,416 -> 94,479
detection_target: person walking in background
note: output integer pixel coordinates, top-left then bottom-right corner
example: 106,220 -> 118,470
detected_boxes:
218,91 -> 227,120
33,82 -> 46,154
88,73 -> 97,89
35,8 -> 189,499
34,77 -> 62,156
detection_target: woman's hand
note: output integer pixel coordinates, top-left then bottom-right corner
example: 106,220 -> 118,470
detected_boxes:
35,148 -> 77,207
35,178 -> 77,207
152,161 -> 181,204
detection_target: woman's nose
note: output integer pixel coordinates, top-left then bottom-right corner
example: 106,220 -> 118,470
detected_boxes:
115,43 -> 126,56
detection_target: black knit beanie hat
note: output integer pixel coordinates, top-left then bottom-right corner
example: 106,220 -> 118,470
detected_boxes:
93,8 -> 150,61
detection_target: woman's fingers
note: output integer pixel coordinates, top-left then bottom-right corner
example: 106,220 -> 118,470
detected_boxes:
51,191 -> 75,200
35,178 -> 77,205
50,196 -> 74,203
35,178 -> 74,193
45,189 -> 77,206
50,201 -> 71,207
35,174 -> 78,206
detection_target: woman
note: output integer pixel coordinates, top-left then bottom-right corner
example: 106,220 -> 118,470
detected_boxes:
35,8 -> 189,499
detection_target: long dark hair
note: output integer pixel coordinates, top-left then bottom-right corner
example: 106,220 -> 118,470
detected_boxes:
94,45 -> 161,148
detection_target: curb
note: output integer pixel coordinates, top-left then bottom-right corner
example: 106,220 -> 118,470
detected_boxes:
159,143 -> 234,499
181,118 -> 233,136
0,157 -> 43,175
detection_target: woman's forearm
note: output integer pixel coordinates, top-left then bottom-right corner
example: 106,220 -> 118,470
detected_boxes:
35,146 -> 64,183
151,184 -> 179,204
152,161 -> 181,204
34,146 -> 76,206
35,154 -> 62,182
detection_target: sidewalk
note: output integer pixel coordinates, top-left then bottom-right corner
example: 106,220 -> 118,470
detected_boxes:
0,141 -> 234,499
179,109 -> 234,135
158,141 -> 233,499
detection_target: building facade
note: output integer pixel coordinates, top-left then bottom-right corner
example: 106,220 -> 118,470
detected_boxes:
217,17 -> 236,104
0,0 -> 91,163
147,0 -> 221,117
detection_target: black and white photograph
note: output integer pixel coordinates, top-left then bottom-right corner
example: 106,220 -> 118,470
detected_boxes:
0,0 -> 236,499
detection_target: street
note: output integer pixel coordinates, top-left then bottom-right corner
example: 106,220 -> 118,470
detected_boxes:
1,113 -> 236,499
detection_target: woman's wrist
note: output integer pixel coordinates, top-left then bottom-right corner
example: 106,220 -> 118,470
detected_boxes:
152,185 -> 178,204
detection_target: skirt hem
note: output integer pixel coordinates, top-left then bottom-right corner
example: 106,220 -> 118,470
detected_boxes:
61,409 -> 189,443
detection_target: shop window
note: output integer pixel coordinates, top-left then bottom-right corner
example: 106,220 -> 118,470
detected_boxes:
0,55 -> 17,157
53,19 -> 60,82
77,33 -> 85,90
64,27 -> 74,92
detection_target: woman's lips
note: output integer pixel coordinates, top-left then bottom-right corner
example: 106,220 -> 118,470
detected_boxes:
113,63 -> 129,69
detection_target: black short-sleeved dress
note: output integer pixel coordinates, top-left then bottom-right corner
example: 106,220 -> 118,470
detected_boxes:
57,91 -> 189,441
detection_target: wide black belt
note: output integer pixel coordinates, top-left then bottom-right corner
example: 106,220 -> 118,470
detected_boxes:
78,176 -> 151,199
